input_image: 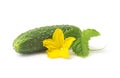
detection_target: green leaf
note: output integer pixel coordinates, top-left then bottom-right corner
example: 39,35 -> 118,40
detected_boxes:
72,29 -> 100,57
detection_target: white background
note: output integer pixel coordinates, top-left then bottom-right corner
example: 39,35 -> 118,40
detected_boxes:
0,0 -> 120,78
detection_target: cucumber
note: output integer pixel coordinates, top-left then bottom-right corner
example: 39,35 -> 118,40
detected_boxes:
13,25 -> 81,54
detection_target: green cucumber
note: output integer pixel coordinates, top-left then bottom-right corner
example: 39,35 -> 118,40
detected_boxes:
13,25 -> 81,54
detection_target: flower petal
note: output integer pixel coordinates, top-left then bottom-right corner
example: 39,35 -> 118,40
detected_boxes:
52,28 -> 64,48
47,49 -> 59,58
43,39 -> 56,50
63,37 -> 76,48
46,49 -> 69,58
59,49 -> 70,58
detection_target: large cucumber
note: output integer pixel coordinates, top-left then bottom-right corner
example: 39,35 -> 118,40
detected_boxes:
13,25 -> 81,54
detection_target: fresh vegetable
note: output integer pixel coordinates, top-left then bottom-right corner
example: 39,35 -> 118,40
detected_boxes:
13,25 -> 81,54
13,25 -> 100,58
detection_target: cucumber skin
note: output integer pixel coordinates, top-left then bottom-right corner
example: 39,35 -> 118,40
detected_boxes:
13,25 -> 81,54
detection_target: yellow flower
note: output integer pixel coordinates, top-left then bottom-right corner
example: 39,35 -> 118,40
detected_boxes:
43,28 -> 76,58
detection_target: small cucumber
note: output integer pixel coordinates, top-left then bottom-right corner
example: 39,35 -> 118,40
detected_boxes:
13,25 -> 81,54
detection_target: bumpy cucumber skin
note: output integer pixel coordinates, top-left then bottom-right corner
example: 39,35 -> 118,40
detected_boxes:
13,25 -> 81,54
